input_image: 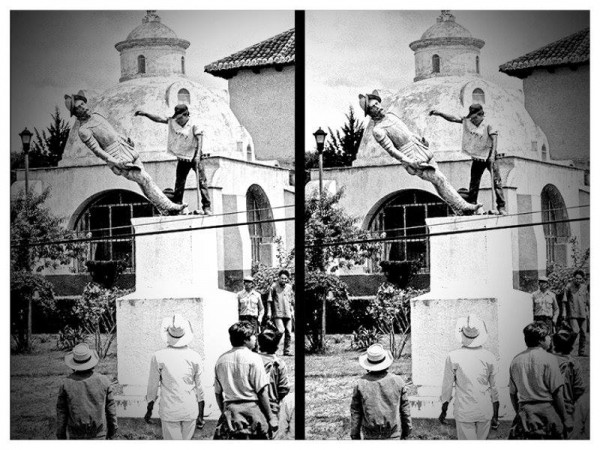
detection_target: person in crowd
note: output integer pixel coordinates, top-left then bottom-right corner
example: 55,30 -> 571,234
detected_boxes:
350,343 -> 412,440
430,103 -> 506,214
562,270 -> 589,356
358,90 -> 481,215
508,322 -> 571,439
213,321 -> 278,439
135,104 -> 211,214
145,315 -> 205,440
266,269 -> 295,356
532,276 -> 559,333
439,314 -> 499,440
551,326 -> 586,430
237,275 -> 264,336
56,343 -> 118,439
257,328 -> 290,425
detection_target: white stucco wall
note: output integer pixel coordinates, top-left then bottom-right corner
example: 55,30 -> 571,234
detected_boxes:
227,66 -> 295,166
119,45 -> 186,81
414,45 -> 482,81
521,66 -> 590,164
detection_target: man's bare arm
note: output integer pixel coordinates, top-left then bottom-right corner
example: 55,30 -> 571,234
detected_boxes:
135,111 -> 168,124
430,110 -> 462,123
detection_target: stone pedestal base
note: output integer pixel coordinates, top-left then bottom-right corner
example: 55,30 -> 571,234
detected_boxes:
410,215 -> 533,420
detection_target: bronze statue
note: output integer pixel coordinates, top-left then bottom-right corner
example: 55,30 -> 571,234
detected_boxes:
359,90 -> 481,215
64,91 -> 186,215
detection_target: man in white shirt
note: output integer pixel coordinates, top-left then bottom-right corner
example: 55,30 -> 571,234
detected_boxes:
439,314 -> 499,440
237,276 -> 264,335
135,104 -> 212,214
145,315 -> 205,439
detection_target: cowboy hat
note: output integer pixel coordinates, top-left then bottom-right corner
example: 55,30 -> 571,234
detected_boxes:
161,314 -> 194,347
358,90 -> 382,115
359,343 -> 393,371
455,314 -> 488,348
64,90 -> 89,116
243,276 -> 254,283
64,343 -> 99,371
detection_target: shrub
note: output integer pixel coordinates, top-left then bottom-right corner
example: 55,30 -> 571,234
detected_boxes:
351,326 -> 380,351
57,325 -> 87,351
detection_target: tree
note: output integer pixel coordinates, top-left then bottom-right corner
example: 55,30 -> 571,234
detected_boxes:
306,105 -> 364,170
304,189 -> 379,353
13,107 -> 70,169
10,189 -> 85,352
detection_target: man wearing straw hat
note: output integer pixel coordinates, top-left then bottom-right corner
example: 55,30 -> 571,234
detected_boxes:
135,104 -> 212,215
145,315 -> 205,440
359,91 -> 481,216
237,275 -> 265,336
56,343 -> 118,439
350,343 -> 412,440
430,104 -> 507,215
439,314 -> 499,440
64,91 -> 186,216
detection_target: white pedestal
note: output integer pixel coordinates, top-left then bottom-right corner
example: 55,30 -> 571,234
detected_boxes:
115,215 -> 237,419
409,215 -> 532,419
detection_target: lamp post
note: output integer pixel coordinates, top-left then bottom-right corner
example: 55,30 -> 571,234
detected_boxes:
19,128 -> 33,197
313,127 -> 327,199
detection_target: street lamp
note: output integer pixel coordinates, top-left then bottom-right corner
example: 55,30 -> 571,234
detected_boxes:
313,127 -> 327,198
19,127 -> 33,196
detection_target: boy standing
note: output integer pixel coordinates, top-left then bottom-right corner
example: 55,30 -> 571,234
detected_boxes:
56,343 -> 118,439
532,276 -> 559,332
266,269 -> 295,356
350,344 -> 412,440
237,275 -> 264,335
431,104 -> 506,214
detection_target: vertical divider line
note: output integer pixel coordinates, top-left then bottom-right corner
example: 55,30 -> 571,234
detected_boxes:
294,9 -> 306,441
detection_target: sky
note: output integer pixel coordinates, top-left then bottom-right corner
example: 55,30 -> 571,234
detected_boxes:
10,10 -> 294,154
305,10 -> 590,149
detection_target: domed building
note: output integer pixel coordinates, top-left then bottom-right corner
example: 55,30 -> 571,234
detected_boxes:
14,11 -> 295,292
311,11 -> 588,287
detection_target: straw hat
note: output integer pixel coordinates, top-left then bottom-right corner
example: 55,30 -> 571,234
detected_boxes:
161,314 -> 194,347
455,314 -> 488,348
359,343 -> 393,371
64,343 -> 99,371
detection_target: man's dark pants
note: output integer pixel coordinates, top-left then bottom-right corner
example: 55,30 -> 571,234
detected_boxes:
468,159 -> 506,209
173,158 -> 211,208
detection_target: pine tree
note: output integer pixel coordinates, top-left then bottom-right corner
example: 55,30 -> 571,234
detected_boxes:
28,107 -> 70,168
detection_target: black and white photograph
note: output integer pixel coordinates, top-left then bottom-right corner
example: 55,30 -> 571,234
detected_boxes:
304,9 -> 590,440
9,9 -> 295,440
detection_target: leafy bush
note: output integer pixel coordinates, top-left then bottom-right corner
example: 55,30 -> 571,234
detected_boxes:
351,326 -> 380,351
367,282 -> 424,358
57,325 -> 87,351
547,237 -> 590,299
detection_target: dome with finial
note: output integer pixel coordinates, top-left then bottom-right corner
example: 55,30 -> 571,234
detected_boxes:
419,10 -> 473,40
125,10 -> 178,40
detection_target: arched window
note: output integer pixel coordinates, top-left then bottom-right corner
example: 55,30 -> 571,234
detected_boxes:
137,55 -> 146,74
181,56 -> 185,74
541,184 -> 570,267
74,190 -> 158,272
246,185 -> 275,266
247,144 -> 253,162
476,56 -> 480,74
368,189 -> 451,273
541,144 -> 548,161
177,88 -> 190,104
472,88 -> 485,104
432,54 -> 440,73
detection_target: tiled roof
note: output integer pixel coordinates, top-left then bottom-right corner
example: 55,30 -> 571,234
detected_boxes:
499,28 -> 589,76
205,28 -> 294,78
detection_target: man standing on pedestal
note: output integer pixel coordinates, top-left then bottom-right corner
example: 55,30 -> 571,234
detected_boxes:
562,270 -> 589,357
135,104 -> 212,214
439,315 -> 499,440
430,103 -> 506,214
532,276 -> 559,333
266,270 -> 295,356
64,91 -> 186,216
237,276 -> 264,336
359,91 -> 481,215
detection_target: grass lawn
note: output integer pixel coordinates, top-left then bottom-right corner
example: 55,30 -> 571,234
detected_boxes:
11,334 -> 295,440
305,334 -> 590,440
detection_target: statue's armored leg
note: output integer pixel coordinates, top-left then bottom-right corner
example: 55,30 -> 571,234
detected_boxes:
419,168 -> 482,215
124,168 -> 187,215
